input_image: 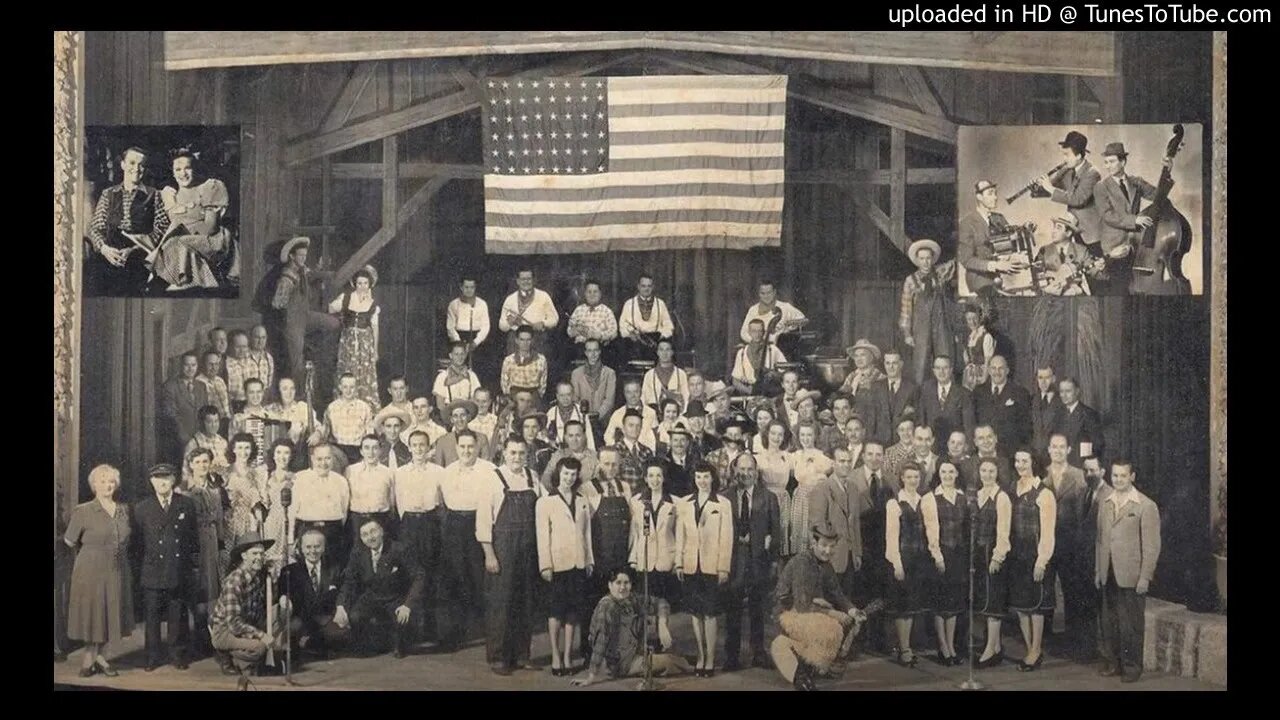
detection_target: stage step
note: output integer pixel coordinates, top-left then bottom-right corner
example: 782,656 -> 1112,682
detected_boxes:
1143,598 -> 1227,686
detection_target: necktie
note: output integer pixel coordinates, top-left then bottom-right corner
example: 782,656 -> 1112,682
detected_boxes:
993,385 -> 1000,397
1043,393 -> 1050,404
869,472 -> 880,502
161,498 -> 170,513
371,551 -> 380,571
940,386 -> 949,404
890,380 -> 898,395
1119,178 -> 1130,202
739,491 -> 750,527
310,563 -> 320,591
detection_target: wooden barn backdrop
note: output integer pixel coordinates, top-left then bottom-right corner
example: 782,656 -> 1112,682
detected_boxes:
58,31 -> 1217,610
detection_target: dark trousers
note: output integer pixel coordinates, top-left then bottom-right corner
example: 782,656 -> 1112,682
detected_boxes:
437,510 -> 485,648
400,511 -> 440,639
1096,252 -> 1134,296
725,554 -> 771,661
1059,552 -> 1099,657
1098,569 -> 1145,672
144,587 -> 191,664
282,311 -> 340,392
348,593 -> 414,655
84,247 -> 151,297
289,613 -> 349,653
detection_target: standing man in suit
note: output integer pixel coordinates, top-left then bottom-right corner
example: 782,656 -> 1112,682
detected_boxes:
1031,366 -> 1063,467
809,447 -> 864,600
1078,454 -> 1114,662
1043,434 -> 1089,650
1095,460 -> 1161,683
161,352 -> 209,463
1035,131 -> 1103,249
974,355 -> 1032,451
880,350 -> 919,427
1055,378 -> 1102,461
1094,142 -> 1168,295
958,179 -> 1021,298
723,454 -> 782,671
333,518 -> 424,658
851,442 -> 895,652
279,528 -> 348,663
918,356 -> 975,455
133,464 -> 200,671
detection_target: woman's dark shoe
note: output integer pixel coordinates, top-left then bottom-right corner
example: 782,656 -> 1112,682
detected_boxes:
949,655 -> 964,667
975,651 -> 1004,669
95,662 -> 119,678
932,651 -> 950,666
895,650 -> 918,668
1017,655 -> 1044,672
78,666 -> 98,678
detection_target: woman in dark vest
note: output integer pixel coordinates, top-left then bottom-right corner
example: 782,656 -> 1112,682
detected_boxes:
923,460 -> 967,666
1008,448 -> 1058,672
885,462 -> 934,667
972,457 -> 1013,668
328,265 -> 381,410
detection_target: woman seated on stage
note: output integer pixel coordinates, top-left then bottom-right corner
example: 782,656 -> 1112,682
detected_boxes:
641,339 -> 690,410
922,460 -> 968,666
154,150 -> 237,290
570,567 -> 690,687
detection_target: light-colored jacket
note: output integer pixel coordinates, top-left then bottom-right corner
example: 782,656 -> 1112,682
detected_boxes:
535,492 -> 594,573
675,494 -> 734,577
628,495 -> 678,572
809,475 -> 863,574
1095,489 -> 1161,588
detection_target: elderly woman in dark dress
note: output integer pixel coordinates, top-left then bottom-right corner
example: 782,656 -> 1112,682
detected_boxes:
64,464 -> 134,677
181,448 -> 229,660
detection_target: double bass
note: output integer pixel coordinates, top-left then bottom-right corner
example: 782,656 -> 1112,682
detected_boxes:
1130,125 -> 1194,296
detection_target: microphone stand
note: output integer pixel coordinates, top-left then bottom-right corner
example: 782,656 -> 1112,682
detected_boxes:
637,502 -> 661,691
959,498 -> 983,691
281,484 -> 297,686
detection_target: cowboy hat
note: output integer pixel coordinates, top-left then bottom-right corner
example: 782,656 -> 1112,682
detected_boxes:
793,389 -> 823,407
704,380 -> 730,400
718,412 -> 757,436
844,338 -> 882,362
351,264 -> 379,289
907,239 -> 942,267
682,399 -> 709,418
279,236 -> 311,264
667,420 -> 693,438
1101,142 -> 1128,159
1058,131 -> 1090,155
229,531 -> 275,565
443,398 -> 479,421
373,405 -> 412,429
520,409 -> 549,426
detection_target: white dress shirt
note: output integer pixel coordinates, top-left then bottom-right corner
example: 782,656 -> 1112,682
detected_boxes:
446,297 -> 491,346
740,300 -> 806,344
395,461 -> 445,515
439,458 -> 497,511
290,469 -> 350,523
498,289 -> 559,332
618,296 -> 674,338
346,462 -> 396,513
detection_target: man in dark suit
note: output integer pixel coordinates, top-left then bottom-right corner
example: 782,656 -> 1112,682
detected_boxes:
973,355 -> 1031,451
880,350 -> 919,426
1030,365 -> 1064,467
1094,141 -> 1165,295
723,453 -> 781,671
957,179 -> 1020,297
661,422 -> 700,499
160,352 -> 209,463
132,464 -> 199,671
960,425 -> 1015,494
1054,378 -> 1102,461
848,443 -> 896,653
683,401 -> 721,458
279,528 -> 349,663
917,356 -> 974,455
86,146 -> 171,295
334,517 -> 425,658
1077,454 -> 1114,662
1035,131 -> 1103,248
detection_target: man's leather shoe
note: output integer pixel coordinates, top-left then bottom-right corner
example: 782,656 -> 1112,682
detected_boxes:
1121,671 -> 1142,684
393,647 -> 406,659
1098,663 -> 1121,677
144,663 -> 158,673
490,664 -> 514,676
751,654 -> 772,670
174,660 -> 189,670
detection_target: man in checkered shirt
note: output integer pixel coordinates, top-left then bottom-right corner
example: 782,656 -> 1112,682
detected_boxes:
87,146 -> 171,294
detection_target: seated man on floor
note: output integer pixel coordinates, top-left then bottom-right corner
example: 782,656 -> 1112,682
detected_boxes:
278,528 -> 349,665
333,518 -> 425,659
771,523 -> 874,691
570,566 -> 691,687
208,532 -> 288,679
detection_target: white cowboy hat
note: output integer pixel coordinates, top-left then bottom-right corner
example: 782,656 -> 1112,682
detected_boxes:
907,238 -> 942,268
279,236 -> 311,264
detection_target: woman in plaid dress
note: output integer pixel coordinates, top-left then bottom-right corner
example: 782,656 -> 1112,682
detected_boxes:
329,266 -> 381,410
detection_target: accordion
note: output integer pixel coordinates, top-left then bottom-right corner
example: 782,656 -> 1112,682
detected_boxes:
987,224 -> 1038,295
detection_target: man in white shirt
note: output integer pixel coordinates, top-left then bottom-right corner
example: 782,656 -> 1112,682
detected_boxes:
436,431 -> 496,652
447,275 -> 491,350
325,373 -> 375,464
545,381 -> 597,453
732,318 -> 786,396
468,388 -> 502,451
434,343 -> 482,411
540,420 -> 599,491
477,436 -> 547,675
395,430 -> 446,636
617,273 -> 674,365
347,435 -> 397,548
739,280 -> 807,355
291,443 -> 351,563
246,325 -> 276,399
401,396 -> 449,450
382,376 -> 413,417
604,380 -> 658,450
498,268 -> 559,355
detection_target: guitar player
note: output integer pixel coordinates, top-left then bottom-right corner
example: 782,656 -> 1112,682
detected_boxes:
1093,142 -> 1172,296
86,146 -> 173,296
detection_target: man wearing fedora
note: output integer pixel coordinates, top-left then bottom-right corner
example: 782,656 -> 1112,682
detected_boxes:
374,405 -> 412,470
660,420 -> 700,499
1095,141 -> 1168,296
899,238 -> 957,385
1034,130 -> 1103,249
1036,215 -> 1096,296
958,179 -> 1023,298
267,236 -> 340,387
682,400 -> 721,458
435,398 -> 491,468
133,464 -> 200,671
209,532 -> 288,678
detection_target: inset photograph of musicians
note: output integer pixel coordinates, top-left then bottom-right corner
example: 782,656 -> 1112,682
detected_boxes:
84,126 -> 242,298
956,124 -> 1204,298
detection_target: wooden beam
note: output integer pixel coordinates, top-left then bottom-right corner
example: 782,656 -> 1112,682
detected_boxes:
898,66 -> 945,117
889,128 -> 907,254
382,137 -> 399,229
284,51 -> 637,166
302,162 -> 485,180
285,224 -> 338,236
789,167 -> 955,185
319,62 -> 379,133
165,31 -> 1115,77
653,51 -> 956,144
850,193 -> 894,240
332,176 -> 448,291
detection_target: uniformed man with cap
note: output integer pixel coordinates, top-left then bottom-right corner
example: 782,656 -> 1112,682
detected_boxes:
132,463 -> 201,672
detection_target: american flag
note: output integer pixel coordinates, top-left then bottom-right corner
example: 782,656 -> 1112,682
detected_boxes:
482,75 -> 787,254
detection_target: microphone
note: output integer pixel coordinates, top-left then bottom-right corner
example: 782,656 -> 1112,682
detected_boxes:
642,499 -> 654,537
280,481 -> 293,508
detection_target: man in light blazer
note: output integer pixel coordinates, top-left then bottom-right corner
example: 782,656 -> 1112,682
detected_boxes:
809,447 -> 865,601
724,454 -> 782,671
1095,460 -> 1161,683
918,356 -> 975,455
1043,434 -> 1090,654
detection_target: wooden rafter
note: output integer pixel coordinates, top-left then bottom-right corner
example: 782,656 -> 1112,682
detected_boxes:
897,66 -> 945,117
164,31 -> 1116,77
298,162 -> 953,185
283,51 -> 641,166
319,62 -> 379,133
332,175 -> 449,291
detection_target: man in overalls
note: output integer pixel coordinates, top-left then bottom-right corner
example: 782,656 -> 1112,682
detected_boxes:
580,447 -> 633,660
477,436 -> 548,675
267,237 -> 339,385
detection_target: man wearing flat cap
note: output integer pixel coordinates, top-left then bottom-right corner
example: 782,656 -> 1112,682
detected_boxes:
1034,130 -> 1103,249
266,236 -> 340,387
209,532 -> 288,678
132,463 -> 200,671
958,179 -> 1022,298
1095,141 -> 1168,295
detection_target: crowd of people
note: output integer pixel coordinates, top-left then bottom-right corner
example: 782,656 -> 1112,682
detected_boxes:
63,241 -> 1163,690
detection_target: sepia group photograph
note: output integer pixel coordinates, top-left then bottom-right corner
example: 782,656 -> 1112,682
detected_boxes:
53,29 -> 1227,693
